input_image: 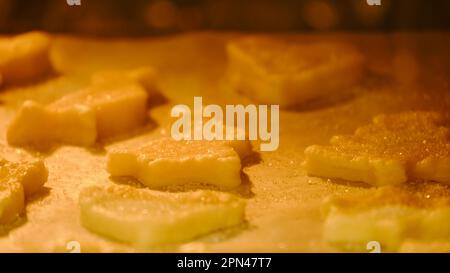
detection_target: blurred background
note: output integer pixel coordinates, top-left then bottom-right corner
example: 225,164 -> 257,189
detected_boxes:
0,0 -> 449,36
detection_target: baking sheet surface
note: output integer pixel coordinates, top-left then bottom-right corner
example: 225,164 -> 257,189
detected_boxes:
0,32 -> 449,252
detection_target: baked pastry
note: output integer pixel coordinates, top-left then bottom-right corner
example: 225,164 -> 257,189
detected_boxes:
107,137 -> 252,189
323,183 -> 450,251
227,36 -> 365,107
0,32 -> 52,86
79,185 -> 245,246
304,112 -> 450,186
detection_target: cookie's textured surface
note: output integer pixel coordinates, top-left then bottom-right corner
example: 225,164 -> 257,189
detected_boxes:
0,157 -> 47,224
80,185 -> 245,246
0,32 -> 52,85
323,183 -> 450,251
7,83 -> 148,147
227,36 -> 365,107
305,112 -> 450,186
107,137 -> 244,189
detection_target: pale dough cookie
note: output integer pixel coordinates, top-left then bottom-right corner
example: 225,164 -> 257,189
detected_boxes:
227,36 -> 365,107
305,112 -> 450,186
0,32 -> 52,86
79,185 -> 245,246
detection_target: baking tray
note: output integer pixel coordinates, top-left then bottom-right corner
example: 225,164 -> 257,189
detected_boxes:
0,32 -> 449,252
